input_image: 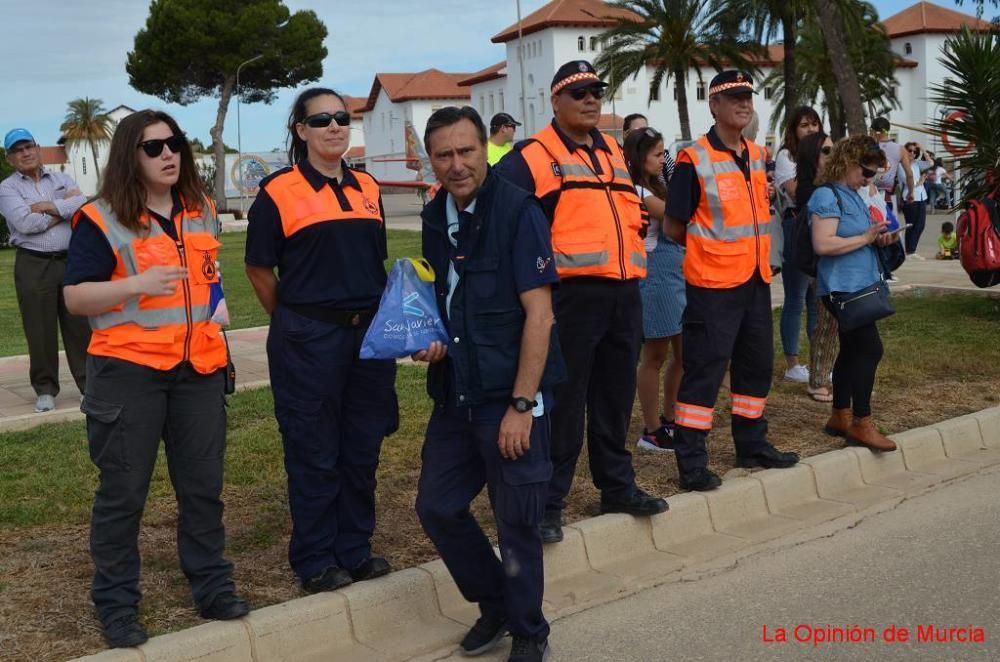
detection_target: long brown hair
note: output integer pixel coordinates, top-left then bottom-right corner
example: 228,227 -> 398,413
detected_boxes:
623,127 -> 666,200
98,110 -> 204,233
780,106 -> 822,162
287,87 -> 347,165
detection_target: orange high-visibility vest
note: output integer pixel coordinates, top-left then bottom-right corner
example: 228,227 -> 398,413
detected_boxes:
263,164 -> 383,239
519,124 -> 647,280
680,136 -> 772,289
73,197 -> 227,374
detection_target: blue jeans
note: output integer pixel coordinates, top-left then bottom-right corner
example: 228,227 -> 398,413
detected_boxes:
780,213 -> 817,358
903,200 -> 928,255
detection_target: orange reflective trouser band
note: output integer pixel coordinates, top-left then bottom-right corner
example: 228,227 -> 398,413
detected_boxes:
675,403 -> 714,430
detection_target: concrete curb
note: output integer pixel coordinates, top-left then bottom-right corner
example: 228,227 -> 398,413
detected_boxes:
70,406 -> 1000,662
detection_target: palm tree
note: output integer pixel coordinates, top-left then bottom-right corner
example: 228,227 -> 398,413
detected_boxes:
763,0 -> 898,138
814,0 -> 866,134
928,26 -> 1000,203
60,98 -> 113,185
715,0 -> 811,119
594,0 -> 764,141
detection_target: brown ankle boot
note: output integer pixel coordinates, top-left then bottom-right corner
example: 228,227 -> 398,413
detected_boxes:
846,416 -> 897,452
823,408 -> 852,437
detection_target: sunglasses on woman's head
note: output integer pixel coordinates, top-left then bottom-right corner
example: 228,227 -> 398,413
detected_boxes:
566,86 -> 605,101
860,164 -> 879,178
138,135 -> 186,158
302,111 -> 351,128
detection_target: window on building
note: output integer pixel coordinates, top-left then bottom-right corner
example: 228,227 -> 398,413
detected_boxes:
649,82 -> 660,102
697,82 -> 706,101
82,156 -> 87,175
578,36 -> 585,51
489,94 -> 495,115
538,41 -> 542,57
479,95 -> 485,114
904,42 -> 912,55
499,91 -> 505,111
673,84 -> 678,101
764,86 -> 773,100
538,88 -> 546,113
590,36 -> 599,51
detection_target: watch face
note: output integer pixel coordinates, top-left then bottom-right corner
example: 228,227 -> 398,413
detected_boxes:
515,400 -> 530,413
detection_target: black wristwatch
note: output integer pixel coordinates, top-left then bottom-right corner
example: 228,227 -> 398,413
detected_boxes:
510,396 -> 537,413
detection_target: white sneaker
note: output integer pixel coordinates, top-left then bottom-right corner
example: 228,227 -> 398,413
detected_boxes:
783,365 -> 809,383
909,253 -> 926,261
34,394 -> 55,413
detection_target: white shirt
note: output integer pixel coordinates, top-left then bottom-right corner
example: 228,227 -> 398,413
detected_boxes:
898,162 -> 927,202
636,184 -> 660,252
773,147 -> 797,211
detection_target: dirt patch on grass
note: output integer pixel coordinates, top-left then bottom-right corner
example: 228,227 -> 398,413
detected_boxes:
2,374 -> 996,661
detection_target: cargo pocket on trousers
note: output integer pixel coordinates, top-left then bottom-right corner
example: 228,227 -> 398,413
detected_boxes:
495,456 -> 552,527
82,396 -> 126,471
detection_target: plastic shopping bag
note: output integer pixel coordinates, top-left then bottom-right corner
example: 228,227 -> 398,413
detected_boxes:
208,262 -> 230,327
359,258 -> 449,359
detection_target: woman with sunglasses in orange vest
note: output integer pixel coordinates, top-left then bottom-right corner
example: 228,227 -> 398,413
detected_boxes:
64,110 -> 248,648
245,88 -> 398,594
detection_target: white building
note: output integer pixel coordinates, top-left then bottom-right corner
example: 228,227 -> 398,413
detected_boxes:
449,0 -> 989,157
360,70 -> 473,182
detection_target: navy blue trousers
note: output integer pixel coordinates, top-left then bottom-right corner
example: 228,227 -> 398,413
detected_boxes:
267,305 -> 398,581
416,402 -> 551,641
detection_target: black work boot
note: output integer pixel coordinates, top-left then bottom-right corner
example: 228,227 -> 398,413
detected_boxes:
102,612 -> 148,648
599,488 -> 669,516
539,510 -> 563,544
678,467 -> 722,491
736,445 -> 799,469
460,608 -> 508,656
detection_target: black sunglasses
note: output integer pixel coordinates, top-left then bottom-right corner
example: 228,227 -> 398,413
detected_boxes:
566,86 -> 606,101
860,164 -> 879,178
138,135 -> 186,158
302,111 -> 351,128
820,145 -> 832,155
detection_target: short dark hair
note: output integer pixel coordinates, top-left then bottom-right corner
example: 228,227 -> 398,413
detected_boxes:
871,117 -> 891,133
942,221 -> 955,233
622,113 -> 647,134
423,106 -> 487,154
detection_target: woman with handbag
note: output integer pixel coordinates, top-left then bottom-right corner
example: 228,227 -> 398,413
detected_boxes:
807,136 -> 899,452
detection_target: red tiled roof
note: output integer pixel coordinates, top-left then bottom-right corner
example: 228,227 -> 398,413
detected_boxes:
458,61 -> 508,87
344,96 -> 367,119
39,146 -> 67,165
749,43 -> 918,69
882,1 -> 994,39
361,69 -> 473,112
492,0 -> 640,44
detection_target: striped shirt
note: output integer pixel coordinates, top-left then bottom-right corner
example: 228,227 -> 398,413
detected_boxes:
0,167 -> 85,252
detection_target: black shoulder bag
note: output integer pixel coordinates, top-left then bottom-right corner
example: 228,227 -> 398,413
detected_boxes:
828,241 -> 895,332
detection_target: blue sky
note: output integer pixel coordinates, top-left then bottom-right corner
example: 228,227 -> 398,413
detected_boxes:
0,0 -> 976,152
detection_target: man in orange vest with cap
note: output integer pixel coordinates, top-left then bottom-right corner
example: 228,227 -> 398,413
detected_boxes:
497,60 -> 668,543
663,70 -> 799,491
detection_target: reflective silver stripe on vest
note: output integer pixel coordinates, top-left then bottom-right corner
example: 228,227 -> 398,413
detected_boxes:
87,199 -> 217,331
686,141 -> 769,242
557,163 -> 632,182
89,303 -> 214,331
631,251 -> 647,269
555,250 -> 610,269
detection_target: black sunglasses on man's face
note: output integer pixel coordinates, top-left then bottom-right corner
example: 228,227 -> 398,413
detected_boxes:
566,86 -> 605,101
138,135 -> 186,158
302,111 -> 351,128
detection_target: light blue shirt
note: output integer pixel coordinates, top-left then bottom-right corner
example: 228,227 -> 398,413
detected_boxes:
807,184 -> 882,297
0,166 -> 85,252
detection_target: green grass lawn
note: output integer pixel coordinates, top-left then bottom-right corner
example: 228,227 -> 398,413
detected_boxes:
0,230 -> 422,357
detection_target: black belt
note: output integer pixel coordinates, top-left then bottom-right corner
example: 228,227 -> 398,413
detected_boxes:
17,247 -> 67,260
284,303 -> 377,328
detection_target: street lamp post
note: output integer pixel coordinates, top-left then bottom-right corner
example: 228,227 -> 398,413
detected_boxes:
236,54 -> 263,218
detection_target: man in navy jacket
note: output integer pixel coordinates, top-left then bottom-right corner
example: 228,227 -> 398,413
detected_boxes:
413,106 -> 564,662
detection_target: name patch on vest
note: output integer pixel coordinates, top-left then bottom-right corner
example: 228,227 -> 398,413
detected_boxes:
717,178 -> 743,202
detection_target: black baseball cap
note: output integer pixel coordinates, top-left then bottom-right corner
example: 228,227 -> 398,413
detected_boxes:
708,70 -> 755,97
551,60 -> 608,94
490,112 -> 522,130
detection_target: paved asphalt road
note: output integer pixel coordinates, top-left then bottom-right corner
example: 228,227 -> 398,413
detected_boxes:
443,467 -> 999,661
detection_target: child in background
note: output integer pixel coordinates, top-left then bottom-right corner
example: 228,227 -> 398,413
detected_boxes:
937,221 -> 958,259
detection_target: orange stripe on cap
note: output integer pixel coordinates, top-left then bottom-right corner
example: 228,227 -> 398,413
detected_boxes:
552,72 -> 601,94
709,81 -> 753,96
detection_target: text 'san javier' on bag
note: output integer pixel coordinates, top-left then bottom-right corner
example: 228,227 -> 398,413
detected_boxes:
360,258 -> 449,360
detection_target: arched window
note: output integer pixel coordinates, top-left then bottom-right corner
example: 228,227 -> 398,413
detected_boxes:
904,42 -> 912,55
577,36 -> 585,51
590,36 -> 598,51
82,156 -> 87,175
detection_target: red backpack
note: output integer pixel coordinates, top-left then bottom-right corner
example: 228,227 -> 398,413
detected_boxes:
957,194 -> 1000,288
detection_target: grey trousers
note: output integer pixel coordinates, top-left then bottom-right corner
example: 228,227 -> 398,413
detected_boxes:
84,356 -> 234,625
13,249 -> 90,396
